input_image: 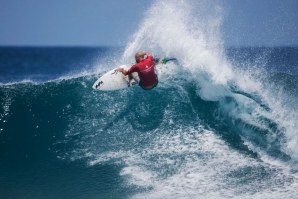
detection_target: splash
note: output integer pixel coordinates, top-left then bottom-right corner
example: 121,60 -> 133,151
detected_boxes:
121,0 -> 298,162
122,0 -> 234,93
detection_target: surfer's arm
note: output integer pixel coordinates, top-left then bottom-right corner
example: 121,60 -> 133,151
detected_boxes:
117,64 -> 138,75
145,52 -> 152,57
116,68 -> 129,75
153,58 -> 163,65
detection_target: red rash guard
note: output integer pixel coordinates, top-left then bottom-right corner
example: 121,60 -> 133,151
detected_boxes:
127,55 -> 157,88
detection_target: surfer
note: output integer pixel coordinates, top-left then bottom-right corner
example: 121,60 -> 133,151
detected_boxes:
117,51 -> 158,90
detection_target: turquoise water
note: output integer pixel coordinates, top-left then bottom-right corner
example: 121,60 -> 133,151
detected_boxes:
1,1 -> 298,198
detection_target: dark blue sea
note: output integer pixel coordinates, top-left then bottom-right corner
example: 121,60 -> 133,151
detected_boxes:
1,1 -> 298,198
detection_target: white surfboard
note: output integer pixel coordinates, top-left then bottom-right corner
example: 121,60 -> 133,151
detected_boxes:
92,65 -> 140,91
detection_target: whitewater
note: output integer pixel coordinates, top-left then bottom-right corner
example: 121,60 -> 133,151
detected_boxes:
1,0 -> 298,198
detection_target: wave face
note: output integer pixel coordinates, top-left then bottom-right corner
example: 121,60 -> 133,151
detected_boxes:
1,1 -> 298,199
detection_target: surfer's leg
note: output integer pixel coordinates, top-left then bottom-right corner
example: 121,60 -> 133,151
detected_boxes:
128,74 -> 133,81
123,74 -> 133,83
139,76 -> 158,90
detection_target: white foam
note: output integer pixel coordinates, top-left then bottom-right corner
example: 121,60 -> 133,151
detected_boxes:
259,85 -> 298,161
88,124 -> 298,199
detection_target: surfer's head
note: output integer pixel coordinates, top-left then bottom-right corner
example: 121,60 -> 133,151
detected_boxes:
135,51 -> 146,63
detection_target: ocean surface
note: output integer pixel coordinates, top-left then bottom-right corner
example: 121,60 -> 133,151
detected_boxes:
1,1 -> 298,199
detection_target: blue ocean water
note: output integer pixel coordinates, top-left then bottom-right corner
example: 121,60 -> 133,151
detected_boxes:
1,1 -> 298,198
0,46 -> 297,199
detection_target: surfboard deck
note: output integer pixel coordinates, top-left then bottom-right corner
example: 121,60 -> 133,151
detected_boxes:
92,65 -> 140,91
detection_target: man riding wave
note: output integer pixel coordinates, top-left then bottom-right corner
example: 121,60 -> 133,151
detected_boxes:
117,51 -> 177,90
117,51 -> 158,90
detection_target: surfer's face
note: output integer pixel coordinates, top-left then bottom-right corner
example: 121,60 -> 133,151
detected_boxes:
135,57 -> 139,63
135,55 -> 142,63
135,51 -> 146,63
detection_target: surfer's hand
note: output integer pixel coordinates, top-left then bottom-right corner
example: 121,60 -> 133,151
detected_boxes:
116,68 -> 124,72
116,68 -> 128,75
